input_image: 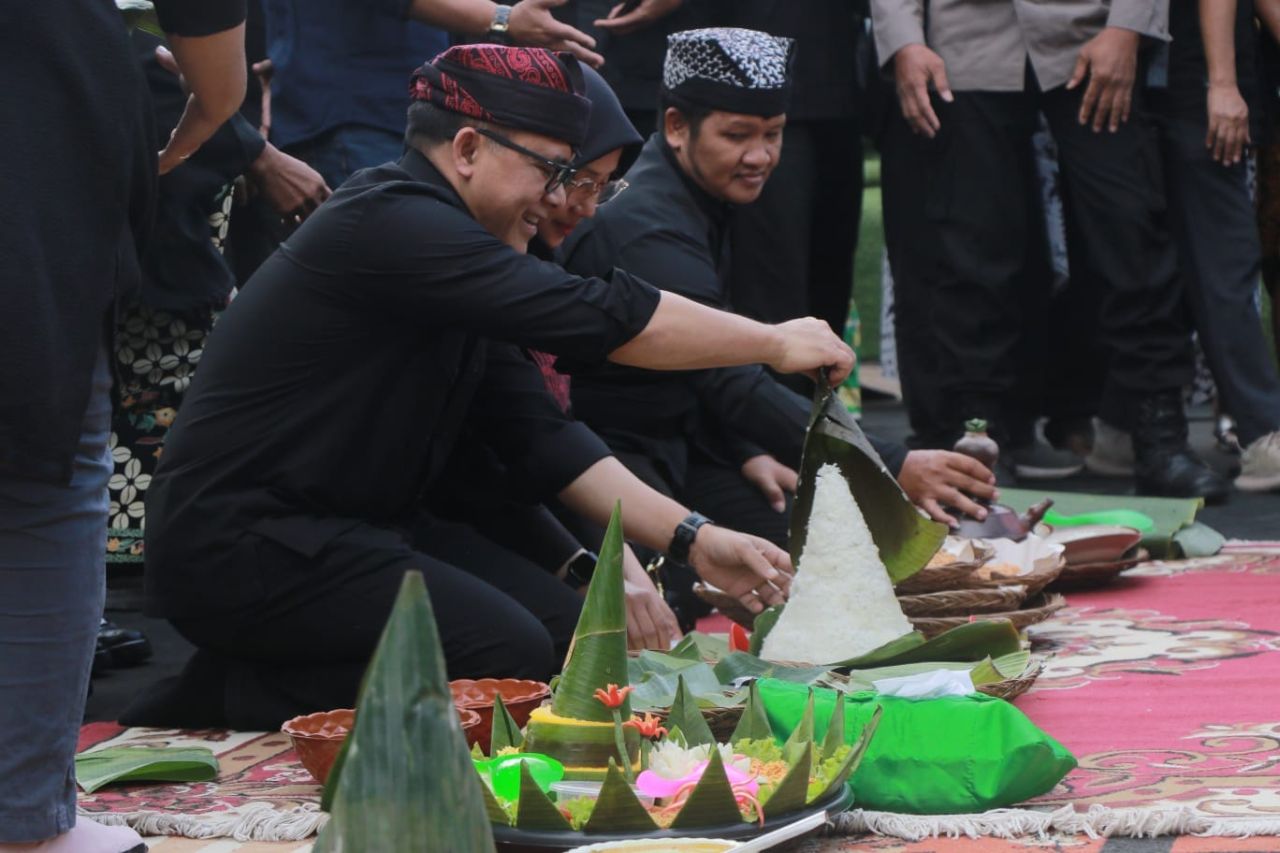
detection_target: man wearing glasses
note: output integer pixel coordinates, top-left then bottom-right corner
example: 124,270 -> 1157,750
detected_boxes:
130,44 -> 855,730
560,28 -> 999,626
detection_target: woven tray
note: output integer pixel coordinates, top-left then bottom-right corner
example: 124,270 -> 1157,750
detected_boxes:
894,559 -> 984,594
975,657 -> 1045,702
896,584 -> 1028,617
961,554 -> 1066,597
648,704 -> 743,742
1050,548 -> 1148,590
908,592 -> 1068,638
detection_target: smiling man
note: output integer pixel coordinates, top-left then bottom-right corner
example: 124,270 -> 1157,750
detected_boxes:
133,44 -> 858,730
560,28 -> 998,622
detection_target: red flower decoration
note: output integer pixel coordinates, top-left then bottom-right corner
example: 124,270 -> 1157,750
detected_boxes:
729,623 -> 751,653
593,683 -> 634,709
621,712 -> 668,740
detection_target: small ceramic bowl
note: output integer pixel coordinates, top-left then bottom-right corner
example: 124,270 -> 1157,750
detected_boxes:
450,678 -> 551,754
282,708 -> 354,785
284,706 -> 484,785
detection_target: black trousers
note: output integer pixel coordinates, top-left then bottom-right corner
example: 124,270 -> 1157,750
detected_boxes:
167,518 -> 582,730
730,119 -> 865,336
917,76 -> 1190,436
1157,111 -> 1280,446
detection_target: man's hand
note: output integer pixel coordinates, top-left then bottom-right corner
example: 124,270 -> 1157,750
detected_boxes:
248,143 -> 332,223
892,43 -> 953,138
897,450 -> 998,528
1206,84 -> 1250,165
509,0 -> 605,67
686,525 -> 793,615
594,0 -> 683,37
1067,27 -> 1139,132
769,317 -> 856,387
740,454 -> 797,513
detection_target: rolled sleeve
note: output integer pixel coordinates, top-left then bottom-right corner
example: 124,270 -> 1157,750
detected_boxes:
870,0 -> 927,69
1106,0 -> 1169,41
154,0 -> 247,36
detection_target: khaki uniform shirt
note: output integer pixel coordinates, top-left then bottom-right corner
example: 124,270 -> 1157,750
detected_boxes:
870,0 -> 1169,92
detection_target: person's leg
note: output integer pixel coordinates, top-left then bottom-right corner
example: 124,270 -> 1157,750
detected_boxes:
1042,84 -> 1226,499
807,118 -> 865,340
1161,115 -> 1280,445
0,346 -> 141,851
919,89 -> 1042,445
134,523 -> 575,731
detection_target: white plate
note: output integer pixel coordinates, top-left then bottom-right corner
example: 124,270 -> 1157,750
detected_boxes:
1041,524 -> 1143,565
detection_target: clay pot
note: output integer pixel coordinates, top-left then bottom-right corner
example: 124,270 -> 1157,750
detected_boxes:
284,706 -> 485,785
282,708 -> 354,786
450,678 -> 551,754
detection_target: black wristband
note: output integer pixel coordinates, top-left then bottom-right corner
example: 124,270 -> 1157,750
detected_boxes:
667,512 -> 712,565
563,548 -> 598,588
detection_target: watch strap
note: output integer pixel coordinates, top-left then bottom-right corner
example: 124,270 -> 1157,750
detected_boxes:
668,512 -> 711,565
489,4 -> 512,39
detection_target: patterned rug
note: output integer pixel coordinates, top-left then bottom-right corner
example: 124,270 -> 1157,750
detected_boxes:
79,544 -> 1280,848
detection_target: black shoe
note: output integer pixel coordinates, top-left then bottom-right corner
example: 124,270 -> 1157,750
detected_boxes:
1006,438 -> 1084,480
99,618 -> 153,667
1133,390 -> 1230,503
91,639 -> 114,676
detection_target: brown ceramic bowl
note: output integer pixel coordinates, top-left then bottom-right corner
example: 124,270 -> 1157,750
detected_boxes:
282,708 -> 354,785
450,678 -> 551,754
284,706 -> 485,784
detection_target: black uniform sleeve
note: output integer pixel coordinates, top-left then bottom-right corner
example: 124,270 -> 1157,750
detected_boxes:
593,222 -> 724,307
154,0 -> 247,36
466,344 -> 615,499
333,188 -> 661,363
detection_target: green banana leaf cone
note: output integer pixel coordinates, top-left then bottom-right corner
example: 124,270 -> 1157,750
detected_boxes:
314,571 -> 495,853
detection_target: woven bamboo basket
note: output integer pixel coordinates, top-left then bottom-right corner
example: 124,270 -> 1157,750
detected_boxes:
1051,548 -> 1148,590
908,592 -> 1067,638
959,554 -> 1066,597
896,584 -> 1028,617
894,559 -> 985,594
647,704 -> 743,742
976,656 -> 1045,702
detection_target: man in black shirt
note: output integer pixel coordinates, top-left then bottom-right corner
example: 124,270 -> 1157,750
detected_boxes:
561,28 -> 998,613
136,44 -> 854,730
1151,0 -> 1280,492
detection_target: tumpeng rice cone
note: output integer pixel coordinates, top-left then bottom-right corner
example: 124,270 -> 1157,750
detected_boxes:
523,502 -> 640,780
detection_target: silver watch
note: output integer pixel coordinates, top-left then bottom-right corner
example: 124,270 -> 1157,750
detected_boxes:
489,4 -> 512,40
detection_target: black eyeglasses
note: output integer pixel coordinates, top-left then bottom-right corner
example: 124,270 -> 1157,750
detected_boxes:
564,175 -> 629,205
476,128 -> 577,195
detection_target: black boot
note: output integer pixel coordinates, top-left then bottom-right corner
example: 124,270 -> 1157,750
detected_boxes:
1132,390 -> 1230,503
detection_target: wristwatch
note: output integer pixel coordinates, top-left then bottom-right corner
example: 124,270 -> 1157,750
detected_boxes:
563,548 -> 598,588
667,512 -> 712,565
488,4 -> 512,42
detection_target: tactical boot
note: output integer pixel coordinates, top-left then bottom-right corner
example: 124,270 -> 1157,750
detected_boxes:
1132,390 -> 1230,503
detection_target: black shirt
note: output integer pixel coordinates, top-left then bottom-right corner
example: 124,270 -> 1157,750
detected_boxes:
559,134 -> 907,492
145,150 -> 659,617
155,0 -> 248,37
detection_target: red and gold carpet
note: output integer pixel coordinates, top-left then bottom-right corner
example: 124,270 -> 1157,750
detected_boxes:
79,544 -> 1280,849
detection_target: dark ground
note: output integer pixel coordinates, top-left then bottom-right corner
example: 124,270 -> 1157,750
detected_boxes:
86,395 -> 1280,724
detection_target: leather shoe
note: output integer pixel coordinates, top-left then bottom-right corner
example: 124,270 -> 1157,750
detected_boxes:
98,618 -> 153,667
1132,391 -> 1230,503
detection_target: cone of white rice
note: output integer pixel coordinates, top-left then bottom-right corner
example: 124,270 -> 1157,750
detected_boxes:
760,462 -> 913,664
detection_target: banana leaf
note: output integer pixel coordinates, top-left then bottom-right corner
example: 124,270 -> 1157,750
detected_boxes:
669,632 -> 732,663
840,620 -> 1022,669
627,652 -> 739,711
670,747 -> 743,829
731,682 -> 774,744
583,759 -> 659,834
836,649 -> 1031,692
489,694 -> 524,755
762,743 -> 812,818
515,762 -> 573,832
790,373 -> 946,583
74,747 -> 217,794
821,691 -> 847,761
811,705 -> 883,804
552,503 -> 630,723
481,781 -> 513,825
747,606 -> 783,656
713,652 -> 832,687
667,674 -> 716,747
781,691 -> 815,764
314,572 -> 495,852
